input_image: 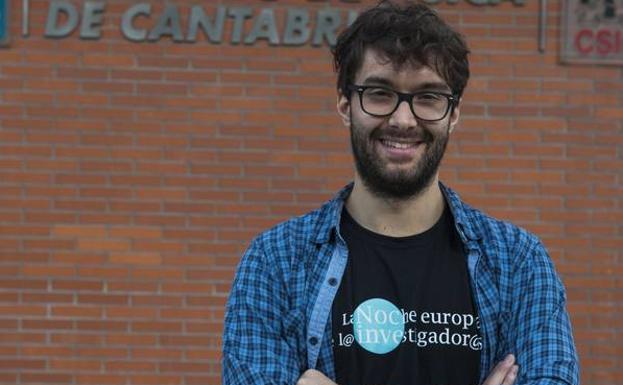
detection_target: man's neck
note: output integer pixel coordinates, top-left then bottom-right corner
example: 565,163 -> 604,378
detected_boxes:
344,175 -> 445,237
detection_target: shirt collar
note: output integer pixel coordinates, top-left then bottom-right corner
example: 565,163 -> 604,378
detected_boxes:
439,182 -> 481,243
313,181 -> 480,244
313,183 -> 353,244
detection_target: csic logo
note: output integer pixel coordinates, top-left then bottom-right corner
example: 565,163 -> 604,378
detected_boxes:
562,0 -> 623,64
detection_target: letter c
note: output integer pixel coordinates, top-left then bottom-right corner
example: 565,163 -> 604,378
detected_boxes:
389,310 -> 401,325
121,3 -> 151,42
575,29 -> 593,54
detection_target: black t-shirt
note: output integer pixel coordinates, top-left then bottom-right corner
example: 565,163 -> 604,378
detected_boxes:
332,205 -> 481,385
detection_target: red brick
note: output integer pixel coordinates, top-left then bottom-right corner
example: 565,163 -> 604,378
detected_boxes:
55,198 -> 107,213
186,269 -> 235,281
78,266 -> 129,280
0,279 -> 47,290
185,348 -> 221,361
134,215 -> 186,227
58,93 -> 110,106
78,239 -> 130,252
51,333 -> 103,345
82,81 -> 133,93
80,187 -> 133,199
22,265 -> 75,277
0,305 -> 46,316
132,348 -> 183,360
135,187 -> 186,200
53,280 -> 103,292
129,374 -> 183,385
0,332 -> 46,344
105,334 -> 157,346
52,306 -> 103,318
132,321 -> 182,333
106,361 -> 156,372
185,375 -> 221,385
0,265 -> 19,276
22,293 -> 73,303
53,226 -> 107,238
109,201 -> 161,212
76,346 -> 128,359
130,295 -> 183,307
159,362 -> 207,373
78,294 -> 128,305
20,373 -> 73,383
74,374 -> 126,385
109,252 -> 162,265
76,320 -> 128,331
131,268 -> 187,280
22,320 -> 73,330
0,225 -> 50,236
161,282 -> 213,293
105,306 -> 158,319
49,359 -> 101,371
82,54 -> 134,67
50,256 -> 98,272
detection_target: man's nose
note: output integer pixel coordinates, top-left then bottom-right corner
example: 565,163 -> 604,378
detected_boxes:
388,100 -> 418,129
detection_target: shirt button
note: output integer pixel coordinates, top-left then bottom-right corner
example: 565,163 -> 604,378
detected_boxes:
309,336 -> 319,346
328,277 -> 338,286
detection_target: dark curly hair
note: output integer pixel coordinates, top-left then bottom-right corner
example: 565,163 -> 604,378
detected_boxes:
332,0 -> 470,99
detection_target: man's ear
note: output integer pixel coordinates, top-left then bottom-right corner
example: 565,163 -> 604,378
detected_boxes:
448,99 -> 461,134
336,91 -> 351,127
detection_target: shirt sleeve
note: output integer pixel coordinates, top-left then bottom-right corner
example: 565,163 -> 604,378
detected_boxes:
222,237 -> 302,385
509,239 -> 580,385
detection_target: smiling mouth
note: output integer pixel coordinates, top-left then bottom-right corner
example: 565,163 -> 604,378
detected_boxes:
379,138 -> 424,149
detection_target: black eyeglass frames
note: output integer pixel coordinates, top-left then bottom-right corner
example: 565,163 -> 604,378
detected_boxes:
347,85 -> 458,122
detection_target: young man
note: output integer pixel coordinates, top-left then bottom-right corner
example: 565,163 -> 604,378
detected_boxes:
223,2 -> 579,385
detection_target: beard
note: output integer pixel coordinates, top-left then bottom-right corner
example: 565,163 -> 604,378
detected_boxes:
350,116 -> 450,201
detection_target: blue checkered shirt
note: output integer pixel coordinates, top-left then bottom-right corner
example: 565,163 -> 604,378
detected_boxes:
223,183 -> 579,385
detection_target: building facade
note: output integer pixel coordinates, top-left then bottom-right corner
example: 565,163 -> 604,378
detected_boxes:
0,1 -> 621,384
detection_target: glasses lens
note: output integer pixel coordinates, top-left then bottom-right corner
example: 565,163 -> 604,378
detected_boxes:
412,93 -> 450,121
361,87 -> 399,116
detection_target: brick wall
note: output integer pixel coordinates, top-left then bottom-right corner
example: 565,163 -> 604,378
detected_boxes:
0,0 -> 621,384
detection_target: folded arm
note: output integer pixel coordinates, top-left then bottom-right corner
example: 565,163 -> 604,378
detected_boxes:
508,240 -> 579,385
222,238 -> 302,385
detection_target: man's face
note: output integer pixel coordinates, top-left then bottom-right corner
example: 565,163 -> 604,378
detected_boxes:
337,49 -> 460,200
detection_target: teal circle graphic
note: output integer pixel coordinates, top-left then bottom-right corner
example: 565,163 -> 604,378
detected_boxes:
352,298 -> 405,354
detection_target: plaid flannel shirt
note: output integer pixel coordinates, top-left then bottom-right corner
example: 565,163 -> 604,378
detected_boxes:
223,182 -> 579,385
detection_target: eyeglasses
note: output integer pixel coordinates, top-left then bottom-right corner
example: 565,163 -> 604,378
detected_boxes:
347,85 -> 458,122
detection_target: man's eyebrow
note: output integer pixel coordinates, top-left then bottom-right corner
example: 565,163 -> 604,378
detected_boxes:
361,76 -> 394,87
413,82 -> 452,92
361,77 -> 452,92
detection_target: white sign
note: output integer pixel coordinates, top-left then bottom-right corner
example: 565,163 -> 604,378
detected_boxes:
561,0 -> 623,65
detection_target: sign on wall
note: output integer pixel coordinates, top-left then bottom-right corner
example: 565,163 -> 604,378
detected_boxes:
43,2 -> 359,46
0,0 -> 8,46
561,0 -> 623,65
22,0 -> 524,47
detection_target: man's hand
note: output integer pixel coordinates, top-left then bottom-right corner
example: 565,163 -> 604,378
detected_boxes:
483,354 -> 519,385
296,369 -> 338,385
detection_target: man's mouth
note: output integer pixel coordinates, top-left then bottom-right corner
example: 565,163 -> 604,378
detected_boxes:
379,139 -> 423,149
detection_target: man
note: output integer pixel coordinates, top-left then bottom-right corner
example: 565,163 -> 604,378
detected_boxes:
222,2 -> 579,385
